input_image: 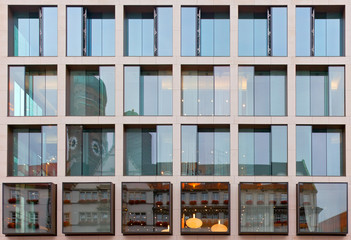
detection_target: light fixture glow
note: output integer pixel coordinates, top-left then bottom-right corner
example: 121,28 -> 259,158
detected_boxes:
186,213 -> 202,229
211,220 -> 228,232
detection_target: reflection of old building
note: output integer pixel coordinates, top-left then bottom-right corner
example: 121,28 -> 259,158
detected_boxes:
122,183 -> 171,234
3,183 -> 56,235
62,183 -> 113,234
181,182 -> 229,234
240,183 -> 288,233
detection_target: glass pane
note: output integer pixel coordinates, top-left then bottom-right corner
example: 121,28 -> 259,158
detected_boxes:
101,129 -> 115,176
214,66 -> 230,115
29,15 -> 39,56
200,12 -> 214,56
63,183 -> 113,234
296,71 -> 311,116
238,12 -> 254,56
327,12 -> 343,56
157,125 -> 172,176
158,70 -> 172,115
327,129 -> 343,176
214,12 -> 230,56
271,126 -> 287,176
66,126 -> 83,176
181,182 -> 230,234
82,129 -> 102,175
329,66 -> 344,116
12,129 -> 30,176
14,13 -> 30,56
157,7 -> 173,56
181,125 -> 197,175
67,7 -> 83,56
142,12 -> 154,56
122,182 -> 172,234
311,72 -> 328,116
182,70 -> 198,115
240,183 -> 288,234
254,71 -> 270,115
296,126 -> 312,176
125,12 -> 142,56
69,70 -> 85,116
124,66 -> 140,115
102,12 -> 115,56
42,7 -> 57,56
87,13 -> 102,56
315,12 -> 327,56
141,71 -> 158,115
239,128 -> 254,176
238,66 -> 254,115
42,126 -> 57,176
85,71 -> 100,116
29,130 -> 41,176
45,70 -> 57,116
271,7 -> 287,56
270,70 -> 286,116
9,66 -> 25,116
298,183 -> 347,234
198,70 -> 214,115
214,129 -> 230,176
125,128 -> 142,175
254,12 -> 267,56
296,7 -> 311,56
30,71 -> 46,116
198,129 -> 214,175
254,129 -> 270,175
99,66 -> 115,116
181,7 -> 197,56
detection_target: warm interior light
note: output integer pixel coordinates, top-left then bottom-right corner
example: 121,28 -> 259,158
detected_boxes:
188,183 -> 200,188
161,225 -> 170,232
241,78 -> 247,90
331,80 -> 339,90
211,220 -> 228,232
186,213 -> 203,229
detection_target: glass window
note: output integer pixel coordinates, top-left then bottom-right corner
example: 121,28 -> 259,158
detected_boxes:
125,125 -> 172,176
66,125 -> 115,176
9,66 -> 57,116
296,66 -> 344,116
238,66 -> 286,116
181,6 -> 229,56
124,66 -> 172,116
3,183 -> 56,236
8,126 -> 57,176
9,6 -> 57,56
297,183 -> 347,235
67,6 -> 115,56
181,182 -> 230,234
296,126 -> 344,176
239,6 -> 287,56
239,125 -> 287,176
182,66 -> 230,116
296,6 -> 344,56
122,182 -> 172,234
67,66 -> 115,116
181,125 -> 230,176
63,183 -> 114,235
239,183 -> 288,234
124,6 -> 172,56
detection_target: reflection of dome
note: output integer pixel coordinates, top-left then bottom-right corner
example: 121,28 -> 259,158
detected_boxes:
69,136 -> 78,150
91,140 -> 101,156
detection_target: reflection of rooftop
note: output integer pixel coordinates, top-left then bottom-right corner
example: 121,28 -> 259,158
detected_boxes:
319,211 -> 347,232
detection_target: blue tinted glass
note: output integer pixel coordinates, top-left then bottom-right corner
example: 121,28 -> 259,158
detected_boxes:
29,15 -> 39,56
315,12 -> 327,56
42,7 -> 57,56
296,7 -> 311,56
182,70 -> 198,115
214,12 -> 230,56
271,7 -> 287,56
238,66 -> 254,115
296,71 -> 311,116
271,126 -> 287,176
125,12 -> 142,56
254,129 -> 270,175
200,12 -> 214,56
124,66 -> 140,115
327,12 -> 343,56
329,66 -> 344,116
14,12 -> 39,56
310,72 -> 327,116
296,126 -> 312,176
67,7 -> 83,56
102,13 -> 115,56
181,7 -> 197,56
141,71 -> 158,115
157,7 -> 173,56
254,12 -> 267,56
239,128 -> 254,175
181,125 -> 197,175
142,12 -> 154,56
254,71 -> 270,115
312,130 -> 327,175
270,70 -> 286,115
87,13 -> 102,56
238,12 -> 254,56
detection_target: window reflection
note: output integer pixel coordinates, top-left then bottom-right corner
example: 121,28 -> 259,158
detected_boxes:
9,66 -> 57,116
66,125 -> 115,176
298,183 -> 347,235
63,183 -> 114,235
181,182 -> 229,234
3,183 -> 56,236
239,183 -> 288,234
122,182 -> 172,234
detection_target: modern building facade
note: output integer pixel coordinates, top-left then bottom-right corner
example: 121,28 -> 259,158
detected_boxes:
0,0 -> 350,239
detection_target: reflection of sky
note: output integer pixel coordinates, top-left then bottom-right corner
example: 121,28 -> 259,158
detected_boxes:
315,184 -> 347,222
